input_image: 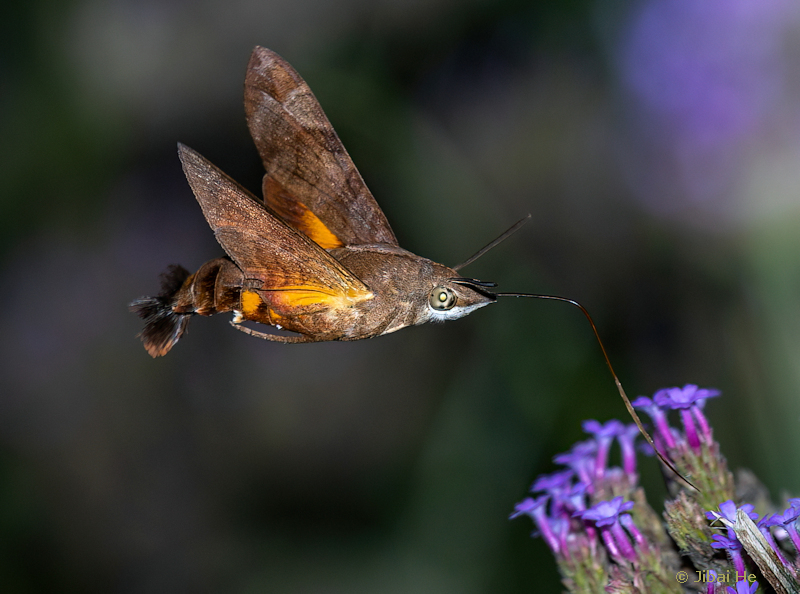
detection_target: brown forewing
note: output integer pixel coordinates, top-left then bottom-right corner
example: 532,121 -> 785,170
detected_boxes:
177,144 -> 373,316
244,46 -> 398,247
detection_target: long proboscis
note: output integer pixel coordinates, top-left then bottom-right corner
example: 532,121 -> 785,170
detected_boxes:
496,291 -> 696,491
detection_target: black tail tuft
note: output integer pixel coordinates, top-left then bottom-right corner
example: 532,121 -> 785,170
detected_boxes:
130,265 -> 192,357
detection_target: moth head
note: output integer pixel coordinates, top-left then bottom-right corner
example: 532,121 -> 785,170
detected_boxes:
419,215 -> 525,322
425,277 -> 497,322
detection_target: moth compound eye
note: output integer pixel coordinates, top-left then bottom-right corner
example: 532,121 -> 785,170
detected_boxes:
429,286 -> 457,311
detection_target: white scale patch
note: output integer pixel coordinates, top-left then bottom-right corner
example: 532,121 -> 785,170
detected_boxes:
427,302 -> 491,322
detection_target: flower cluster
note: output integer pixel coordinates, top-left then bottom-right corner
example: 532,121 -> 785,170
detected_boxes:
512,385 -> 800,593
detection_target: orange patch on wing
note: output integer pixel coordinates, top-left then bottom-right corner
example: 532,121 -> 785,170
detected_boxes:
241,290 -> 263,316
264,177 -> 344,249
241,289 -> 288,326
267,285 -> 373,313
244,280 -> 372,318
296,208 -> 344,250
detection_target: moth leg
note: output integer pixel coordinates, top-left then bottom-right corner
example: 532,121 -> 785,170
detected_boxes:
229,320 -> 314,343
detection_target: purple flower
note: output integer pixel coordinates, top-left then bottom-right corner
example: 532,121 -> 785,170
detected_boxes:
707,501 -> 757,576
706,570 -> 718,594
710,533 -> 748,575
582,419 -> 624,439
509,496 -> 542,520
783,498 -> 800,522
711,533 -> 742,551
757,514 -> 791,567
632,395 -> 676,449
726,580 -> 759,594
556,481 -> 598,544
706,500 -> 758,525
583,419 -> 624,480
653,384 -> 721,410
577,496 -> 635,527
710,532 -> 747,577
554,440 -> 597,487
510,495 -> 561,554
771,499 -> 800,553
576,497 -> 637,561
530,469 -> 574,494
553,440 -> 598,465
552,515 -> 575,558
558,481 -> 588,513
653,384 -> 720,448
617,423 -> 640,476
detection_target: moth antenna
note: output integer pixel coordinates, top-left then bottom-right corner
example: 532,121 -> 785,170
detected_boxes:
452,215 -> 531,272
129,265 -> 193,357
496,291 -> 698,491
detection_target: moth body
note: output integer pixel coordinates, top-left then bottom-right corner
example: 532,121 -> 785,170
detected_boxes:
132,240 -> 495,356
131,47 -> 496,357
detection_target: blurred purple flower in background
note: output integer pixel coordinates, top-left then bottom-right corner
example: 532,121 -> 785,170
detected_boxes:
616,0 -> 799,222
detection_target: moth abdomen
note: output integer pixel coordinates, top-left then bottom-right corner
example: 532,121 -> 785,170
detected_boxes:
130,258 -> 244,357
130,264 -> 193,357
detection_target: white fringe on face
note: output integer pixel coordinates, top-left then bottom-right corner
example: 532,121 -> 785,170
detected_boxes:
427,301 -> 492,323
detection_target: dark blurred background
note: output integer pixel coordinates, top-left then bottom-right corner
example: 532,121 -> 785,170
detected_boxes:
2,0 -> 800,592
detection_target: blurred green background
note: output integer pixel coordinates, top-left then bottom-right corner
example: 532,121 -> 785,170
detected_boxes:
2,0 -> 800,592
